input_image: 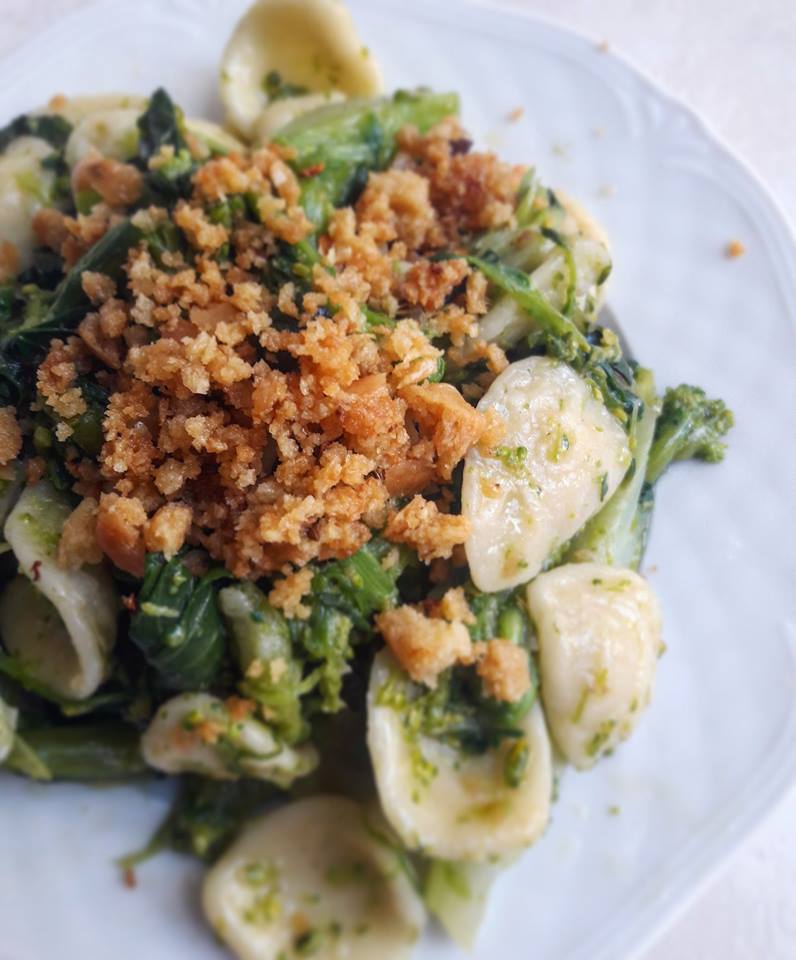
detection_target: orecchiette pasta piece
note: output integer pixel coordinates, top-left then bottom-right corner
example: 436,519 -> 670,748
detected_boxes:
220,0 -> 383,138
0,694 -> 18,763
64,108 -> 142,166
462,357 -> 631,593
527,561 -> 663,769
64,109 -> 243,168
140,692 -> 317,788
0,136 -> 57,274
1,482 -> 117,700
367,650 -> 552,862
253,90 -> 344,143
38,93 -> 148,126
202,795 -> 425,960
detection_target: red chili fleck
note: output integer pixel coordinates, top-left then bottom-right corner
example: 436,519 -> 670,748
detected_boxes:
31,561 -> 41,581
299,162 -> 325,178
122,866 -> 137,889
121,593 -> 138,613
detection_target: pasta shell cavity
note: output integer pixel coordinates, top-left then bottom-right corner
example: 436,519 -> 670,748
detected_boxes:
141,692 -> 318,787
367,650 -> 553,862
0,483 -> 117,701
202,795 -> 425,960
220,0 -> 383,139
526,561 -> 662,770
462,356 -> 631,593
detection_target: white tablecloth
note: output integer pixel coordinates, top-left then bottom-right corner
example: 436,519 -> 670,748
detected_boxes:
1,0 -> 794,957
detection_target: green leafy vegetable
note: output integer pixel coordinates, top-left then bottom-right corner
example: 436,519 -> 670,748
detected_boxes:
645,384 -> 734,485
3,723 -> 146,780
219,582 -> 308,745
130,553 -> 228,690
120,776 -> 277,866
276,89 -> 459,229
0,113 -> 72,154
1,219 -> 142,354
136,88 -> 187,161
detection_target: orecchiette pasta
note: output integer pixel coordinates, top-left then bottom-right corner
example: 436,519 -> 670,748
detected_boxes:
462,357 -> 631,592
527,561 -> 663,769
203,795 -> 425,960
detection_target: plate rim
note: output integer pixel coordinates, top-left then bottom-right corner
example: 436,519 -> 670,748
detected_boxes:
1,2 -> 795,958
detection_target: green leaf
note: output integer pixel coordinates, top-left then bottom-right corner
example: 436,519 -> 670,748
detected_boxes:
0,113 -> 73,154
130,553 -> 228,690
2,219 -> 142,354
136,88 -> 187,161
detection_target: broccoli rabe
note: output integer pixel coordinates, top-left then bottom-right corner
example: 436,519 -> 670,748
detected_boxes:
130,553 -> 228,691
219,582 -> 308,744
645,384 -> 734,485
567,367 -> 660,569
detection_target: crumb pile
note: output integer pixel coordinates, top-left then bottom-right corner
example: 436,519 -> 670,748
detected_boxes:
31,118 -> 522,592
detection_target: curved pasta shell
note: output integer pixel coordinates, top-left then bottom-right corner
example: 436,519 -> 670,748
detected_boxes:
220,0 -> 383,138
141,692 -> 317,788
202,795 -> 425,960
65,108 -> 142,166
527,561 -> 662,769
1,483 -> 117,700
38,93 -> 147,126
462,356 -> 631,593
0,136 -> 56,274
367,650 -> 552,861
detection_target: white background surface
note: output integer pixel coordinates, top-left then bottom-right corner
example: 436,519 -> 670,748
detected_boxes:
0,1 -> 794,958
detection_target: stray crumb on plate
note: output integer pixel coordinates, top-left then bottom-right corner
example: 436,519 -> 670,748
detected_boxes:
607,805 -> 621,817
595,39 -> 610,53
123,866 -> 137,889
598,184 -> 616,198
725,239 -> 746,259
506,106 -> 525,124
551,141 -> 571,158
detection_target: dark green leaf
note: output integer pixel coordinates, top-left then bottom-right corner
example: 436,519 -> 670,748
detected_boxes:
130,553 -> 228,690
0,114 -> 72,154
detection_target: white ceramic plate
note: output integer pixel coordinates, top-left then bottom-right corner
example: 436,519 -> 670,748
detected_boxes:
1,1 -> 795,958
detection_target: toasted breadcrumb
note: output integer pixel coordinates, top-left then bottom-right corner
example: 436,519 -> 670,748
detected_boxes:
476,639 -> 531,703
57,497 -> 102,570
28,115 -> 521,582
269,566 -> 315,620
384,496 -> 470,562
144,502 -> 192,558
72,152 -> 143,208
0,407 -> 22,467
376,606 -> 472,687
0,241 -> 20,282
96,493 -> 147,577
437,586 -> 476,625
725,239 -> 745,259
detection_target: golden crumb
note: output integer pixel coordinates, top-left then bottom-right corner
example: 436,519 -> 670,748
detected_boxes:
56,497 -> 102,570
96,493 -> 147,577
268,566 -> 315,620
144,502 -> 192,558
71,152 -> 143,208
437,586 -> 476,625
476,639 -> 531,703
506,106 -> 525,123
376,605 -> 472,687
725,239 -> 746,259
384,496 -> 470,563
0,241 -> 20,282
0,407 -> 22,467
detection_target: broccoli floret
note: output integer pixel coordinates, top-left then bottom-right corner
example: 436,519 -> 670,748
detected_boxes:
645,385 -> 734,485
